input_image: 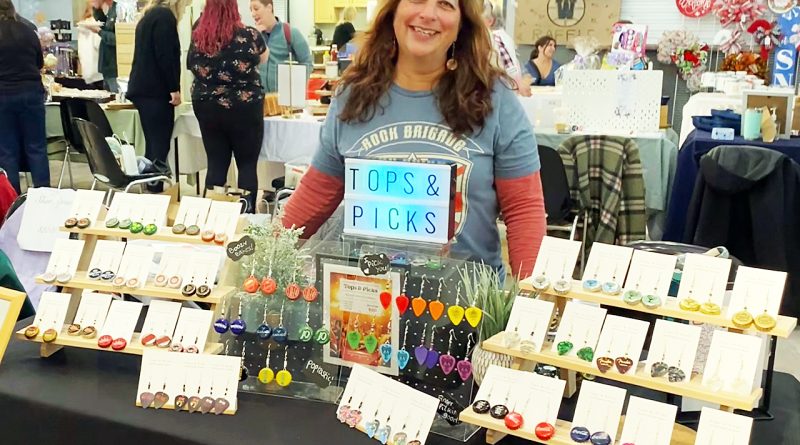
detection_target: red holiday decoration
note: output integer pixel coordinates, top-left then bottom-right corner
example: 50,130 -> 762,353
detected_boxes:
677,0 -> 716,17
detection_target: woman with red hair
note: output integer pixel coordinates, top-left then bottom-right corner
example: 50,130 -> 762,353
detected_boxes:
188,0 -> 268,211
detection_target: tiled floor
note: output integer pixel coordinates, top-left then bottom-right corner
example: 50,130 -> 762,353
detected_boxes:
23,159 -> 800,382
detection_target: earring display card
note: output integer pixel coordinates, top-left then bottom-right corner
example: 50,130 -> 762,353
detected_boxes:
206,201 -> 242,238
173,196 -> 212,229
593,315 -> 650,375
529,236 -> 582,283
134,194 -> 172,228
185,252 -> 223,290
694,407 -> 753,445
701,330 -> 762,395
140,301 -> 182,342
580,242 -> 634,285
88,240 -> 126,274
37,292 -> 72,332
478,365 -> 565,428
505,296 -> 555,354
138,349 -> 240,413
73,292 -> 113,328
677,254 -> 732,307
42,238 -> 86,279
173,308 -> 214,353
105,192 -> 136,226
551,301 -> 607,358
17,188 -> 74,252
99,300 -> 143,344
340,364 -> 439,444
645,319 -> 702,383
618,396 -> 677,445
571,381 -> 627,445
726,266 -> 788,319
66,189 -> 105,226
116,245 -> 155,289
623,250 -> 677,297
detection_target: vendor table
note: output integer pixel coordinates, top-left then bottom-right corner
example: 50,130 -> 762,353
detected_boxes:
679,92 -> 742,147
536,129 -> 679,240
1,318 -> 797,444
663,129 -> 800,242
45,103 -> 146,155
169,111 -> 324,177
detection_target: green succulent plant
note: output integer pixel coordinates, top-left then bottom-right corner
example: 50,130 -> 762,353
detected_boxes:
459,263 -> 520,343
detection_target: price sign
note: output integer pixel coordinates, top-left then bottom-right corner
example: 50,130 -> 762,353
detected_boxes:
343,159 -> 456,244
676,0 -> 715,17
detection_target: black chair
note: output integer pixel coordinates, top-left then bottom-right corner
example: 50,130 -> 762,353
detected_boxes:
538,144 -> 572,226
72,118 -> 172,200
85,99 -> 119,141
56,98 -> 90,189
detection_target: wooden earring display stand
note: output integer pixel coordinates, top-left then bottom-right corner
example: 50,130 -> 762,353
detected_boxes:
16,205 -> 243,358
459,278 -> 798,445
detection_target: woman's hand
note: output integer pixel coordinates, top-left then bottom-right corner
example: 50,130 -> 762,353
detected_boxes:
170,91 -> 181,106
260,46 -> 270,64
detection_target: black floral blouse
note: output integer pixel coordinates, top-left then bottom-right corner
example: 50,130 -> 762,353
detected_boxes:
188,26 -> 266,108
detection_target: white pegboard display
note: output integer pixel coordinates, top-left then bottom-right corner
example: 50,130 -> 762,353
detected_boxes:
562,70 -> 664,135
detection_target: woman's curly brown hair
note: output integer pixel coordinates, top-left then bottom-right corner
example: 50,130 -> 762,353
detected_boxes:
337,0 -> 511,136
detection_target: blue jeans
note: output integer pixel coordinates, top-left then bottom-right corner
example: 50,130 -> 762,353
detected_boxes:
0,88 -> 50,193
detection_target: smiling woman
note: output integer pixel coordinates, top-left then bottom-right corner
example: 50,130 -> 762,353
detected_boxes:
281,0 -> 548,277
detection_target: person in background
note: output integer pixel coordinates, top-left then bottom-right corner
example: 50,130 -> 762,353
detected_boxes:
0,0 -> 50,193
249,0 -> 313,93
483,0 -> 530,96
127,0 -> 187,192
525,35 -> 561,86
86,0 -> 118,92
188,0 -> 267,212
332,6 -> 357,51
281,0 -> 547,277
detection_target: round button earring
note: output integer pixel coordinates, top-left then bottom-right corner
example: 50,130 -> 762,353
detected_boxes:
97,335 -> 113,348
535,422 -> 556,440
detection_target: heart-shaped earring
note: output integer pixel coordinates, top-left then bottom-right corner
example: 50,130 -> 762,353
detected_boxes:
427,278 -> 446,321
397,320 -> 411,370
346,314 -> 362,350
411,275 -> 427,317
414,323 -> 429,366
447,286 -> 465,326
456,333 -> 475,381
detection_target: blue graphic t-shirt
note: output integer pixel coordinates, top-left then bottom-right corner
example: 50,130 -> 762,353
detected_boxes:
312,81 -> 540,268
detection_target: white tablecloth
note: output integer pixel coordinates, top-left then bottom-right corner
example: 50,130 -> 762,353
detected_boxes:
678,92 -> 742,147
170,111 -> 324,177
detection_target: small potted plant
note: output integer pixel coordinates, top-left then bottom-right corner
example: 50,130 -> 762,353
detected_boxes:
459,264 -> 520,385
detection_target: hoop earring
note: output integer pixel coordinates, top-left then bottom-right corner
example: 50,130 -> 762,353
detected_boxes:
446,43 -> 458,71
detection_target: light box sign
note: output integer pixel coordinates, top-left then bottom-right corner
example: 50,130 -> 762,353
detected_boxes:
343,159 -> 456,244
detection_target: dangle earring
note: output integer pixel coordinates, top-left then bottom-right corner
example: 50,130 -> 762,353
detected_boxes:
285,257 -> 302,301
345,394 -> 366,428
531,259 -> 550,292
256,304 -> 272,340
395,270 -> 410,315
25,309 -> 47,339
447,285 -> 466,326
623,274 -> 643,305
502,320 -> 521,348
153,381 -> 169,410
439,329 -> 458,375
424,327 -> 439,370
699,283 -> 721,316
397,320 -> 412,370
642,279 -> 663,309
229,299 -> 247,336
753,294 -> 777,332
379,321 -> 393,364
392,413 -> 412,445
346,313 -> 362,350
732,290 -> 755,329
446,42 -> 458,70
602,265 -> 622,295
174,382 -> 188,411
411,275 -> 427,317
490,387 -> 511,419
556,324 -> 574,356
375,405 -> 398,444
298,301 -> 314,342
472,383 -> 493,414
337,390 -> 357,423
650,349 -> 669,377
614,339 -> 634,374
364,400 -> 387,438
261,242 -> 277,295
239,343 -> 250,381
364,317 -> 379,353
140,380 -> 155,409
243,260 -> 259,293
414,323 -> 429,366
552,260 -> 572,295
302,273 -> 319,302
576,329 -> 594,362
505,395 -> 530,431
582,265 -> 601,292
272,301 -> 289,343
214,296 -> 231,334
214,381 -> 231,415
456,333 -> 475,381
275,346 -> 293,387
679,276 -> 701,312
258,345 -> 274,384
428,278 -> 445,321
519,320 -> 539,354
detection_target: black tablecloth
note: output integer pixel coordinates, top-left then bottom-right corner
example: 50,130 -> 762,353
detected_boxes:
1,318 -> 799,444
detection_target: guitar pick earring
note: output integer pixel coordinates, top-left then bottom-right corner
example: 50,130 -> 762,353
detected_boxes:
438,329 -> 458,375
667,346 -> 688,382
447,285 -> 465,326
595,339 -> 615,374
413,323 -> 429,366
456,333 -> 474,381
346,313 -> 362,351
258,345 -> 274,384
174,382 -> 189,411
213,381 -> 231,415
428,278 -> 446,321
230,299 -> 247,336
345,394 -> 366,428
275,346 -> 293,387
395,270 -> 410,315
423,326 -> 439,370
140,381 -> 155,409
650,350 -> 669,377
411,275 -> 427,317
363,317 -> 379,353
366,401 -> 390,441
397,320 -> 411,370
614,339 -> 634,374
